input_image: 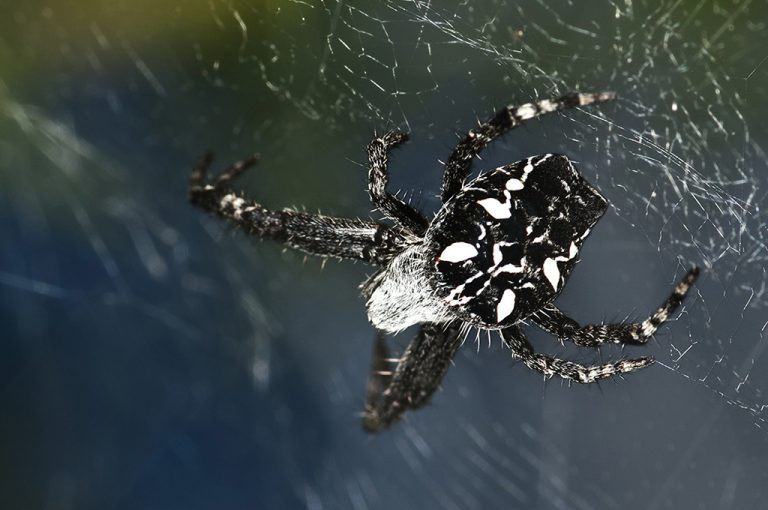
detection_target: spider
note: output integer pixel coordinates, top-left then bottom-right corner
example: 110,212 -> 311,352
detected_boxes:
189,91 -> 700,433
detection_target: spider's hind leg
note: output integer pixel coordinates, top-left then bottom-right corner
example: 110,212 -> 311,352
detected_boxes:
363,322 -> 462,433
530,267 -> 700,348
366,132 -> 429,236
502,325 -> 653,384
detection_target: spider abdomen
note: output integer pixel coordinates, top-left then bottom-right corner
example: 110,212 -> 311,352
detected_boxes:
427,154 -> 607,328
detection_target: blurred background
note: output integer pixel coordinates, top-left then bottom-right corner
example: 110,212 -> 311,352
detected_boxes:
2,1 -> 768,508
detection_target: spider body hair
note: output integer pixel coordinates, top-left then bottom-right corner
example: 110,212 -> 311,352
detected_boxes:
362,244 -> 452,334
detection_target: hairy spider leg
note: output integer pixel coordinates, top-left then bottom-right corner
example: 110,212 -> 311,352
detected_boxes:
531,267 -> 700,347
441,91 -> 617,203
363,322 -> 462,433
502,325 -> 654,384
366,131 -> 430,236
189,152 -> 406,265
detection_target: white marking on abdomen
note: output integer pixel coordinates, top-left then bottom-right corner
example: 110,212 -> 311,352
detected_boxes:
543,258 -> 560,290
493,262 -> 525,276
493,244 -> 503,266
439,242 -> 479,263
542,243 -> 579,291
446,271 -> 485,305
477,198 -> 511,219
496,289 -> 516,322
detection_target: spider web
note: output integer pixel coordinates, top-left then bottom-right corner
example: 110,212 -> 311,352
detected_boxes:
2,0 -> 768,508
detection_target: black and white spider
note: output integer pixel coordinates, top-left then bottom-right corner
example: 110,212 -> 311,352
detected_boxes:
189,91 -> 700,433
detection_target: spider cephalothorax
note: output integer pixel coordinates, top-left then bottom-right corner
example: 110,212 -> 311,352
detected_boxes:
190,91 -> 700,433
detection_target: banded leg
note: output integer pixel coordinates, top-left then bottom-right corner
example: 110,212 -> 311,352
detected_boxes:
363,322 -> 462,433
441,91 -> 616,202
189,152 -> 406,265
531,267 -> 700,348
367,132 -> 429,236
501,325 -> 653,384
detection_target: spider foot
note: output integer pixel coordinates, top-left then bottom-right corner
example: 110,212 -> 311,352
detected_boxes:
361,403 -> 396,434
370,131 -> 409,151
189,151 -> 259,204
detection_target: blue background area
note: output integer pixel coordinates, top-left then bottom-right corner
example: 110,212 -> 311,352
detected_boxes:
2,2 -> 768,509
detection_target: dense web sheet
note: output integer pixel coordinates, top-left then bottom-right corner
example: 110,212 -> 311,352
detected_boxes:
2,0 -> 768,508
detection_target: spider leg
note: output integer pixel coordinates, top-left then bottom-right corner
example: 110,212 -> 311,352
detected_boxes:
367,132 -> 429,236
189,152 -> 407,265
363,322 -> 462,433
441,91 -> 616,203
530,267 -> 700,347
501,325 -> 654,384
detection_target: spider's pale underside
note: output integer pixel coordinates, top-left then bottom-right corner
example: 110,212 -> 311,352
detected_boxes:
189,92 -> 700,433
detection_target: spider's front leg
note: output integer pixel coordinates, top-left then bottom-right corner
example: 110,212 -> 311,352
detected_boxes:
441,91 -> 616,202
502,325 -> 653,384
363,322 -> 462,433
531,267 -> 700,348
189,152 -> 406,265
367,132 -> 429,236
